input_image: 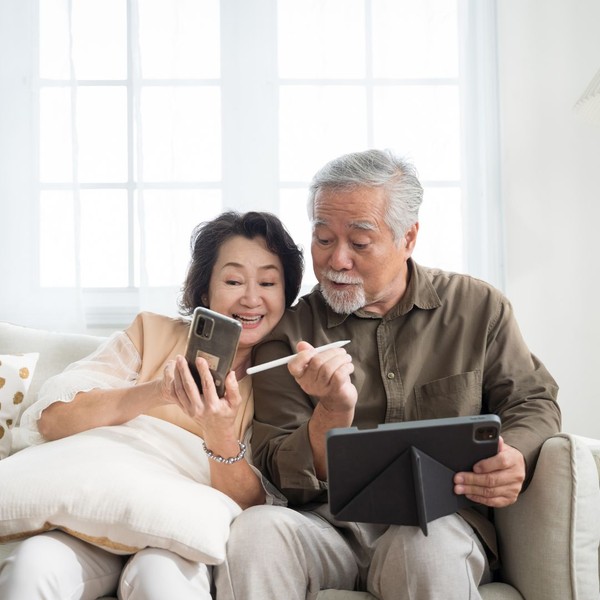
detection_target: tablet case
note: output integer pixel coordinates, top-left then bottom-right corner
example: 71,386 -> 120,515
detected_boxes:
326,415 -> 501,535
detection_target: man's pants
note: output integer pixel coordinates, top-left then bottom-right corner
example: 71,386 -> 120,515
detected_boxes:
215,505 -> 491,600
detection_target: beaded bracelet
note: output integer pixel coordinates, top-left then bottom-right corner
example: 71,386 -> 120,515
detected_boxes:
202,440 -> 247,465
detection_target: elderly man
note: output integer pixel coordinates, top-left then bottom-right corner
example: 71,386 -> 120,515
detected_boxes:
215,149 -> 560,600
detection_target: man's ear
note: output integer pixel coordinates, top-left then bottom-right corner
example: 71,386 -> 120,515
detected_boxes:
404,222 -> 419,253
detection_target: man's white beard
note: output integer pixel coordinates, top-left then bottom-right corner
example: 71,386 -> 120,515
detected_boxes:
319,271 -> 366,314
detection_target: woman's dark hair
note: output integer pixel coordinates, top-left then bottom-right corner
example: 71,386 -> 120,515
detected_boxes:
179,211 -> 304,316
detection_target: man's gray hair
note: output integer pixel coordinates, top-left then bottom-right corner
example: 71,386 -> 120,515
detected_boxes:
307,149 -> 423,243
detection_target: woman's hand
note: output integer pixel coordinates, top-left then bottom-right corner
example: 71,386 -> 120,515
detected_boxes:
161,355 -> 242,436
162,355 -> 263,508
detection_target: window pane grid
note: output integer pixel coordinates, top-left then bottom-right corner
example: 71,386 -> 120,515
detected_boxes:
277,0 -> 462,275
278,78 -> 459,84
34,0 -> 498,317
39,79 -> 222,85
38,0 -> 223,290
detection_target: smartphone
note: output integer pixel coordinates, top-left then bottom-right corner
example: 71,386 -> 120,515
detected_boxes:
184,307 -> 242,396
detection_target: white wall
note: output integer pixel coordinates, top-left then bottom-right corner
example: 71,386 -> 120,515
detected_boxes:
497,0 -> 600,437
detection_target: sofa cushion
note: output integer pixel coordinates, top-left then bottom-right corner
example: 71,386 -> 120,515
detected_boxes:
0,322 -> 105,422
495,434 -> 600,600
0,353 -> 39,459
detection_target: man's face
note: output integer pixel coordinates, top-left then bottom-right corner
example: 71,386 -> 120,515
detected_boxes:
311,186 -> 417,316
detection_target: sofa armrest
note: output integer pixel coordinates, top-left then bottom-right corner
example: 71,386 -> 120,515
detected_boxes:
494,434 -> 600,600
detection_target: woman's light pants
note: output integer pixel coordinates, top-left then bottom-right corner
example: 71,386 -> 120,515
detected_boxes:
0,531 -> 212,600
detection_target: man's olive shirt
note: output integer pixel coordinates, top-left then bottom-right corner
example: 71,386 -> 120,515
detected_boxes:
250,259 -> 560,563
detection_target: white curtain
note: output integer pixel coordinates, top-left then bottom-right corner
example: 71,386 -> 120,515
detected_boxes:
0,0 -> 182,333
0,0 -> 85,332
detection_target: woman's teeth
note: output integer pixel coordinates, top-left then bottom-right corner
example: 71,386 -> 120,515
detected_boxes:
234,314 -> 262,324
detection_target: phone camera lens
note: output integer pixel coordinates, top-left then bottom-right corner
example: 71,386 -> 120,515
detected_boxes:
475,427 -> 497,441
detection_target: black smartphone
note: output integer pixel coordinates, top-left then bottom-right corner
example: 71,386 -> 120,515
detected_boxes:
184,307 -> 242,396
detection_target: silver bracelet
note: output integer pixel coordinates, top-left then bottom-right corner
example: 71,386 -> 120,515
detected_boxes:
202,440 -> 247,465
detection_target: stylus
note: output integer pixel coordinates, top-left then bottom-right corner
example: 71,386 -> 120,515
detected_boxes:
246,340 -> 351,375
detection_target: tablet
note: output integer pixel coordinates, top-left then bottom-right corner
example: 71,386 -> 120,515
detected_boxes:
326,414 -> 501,535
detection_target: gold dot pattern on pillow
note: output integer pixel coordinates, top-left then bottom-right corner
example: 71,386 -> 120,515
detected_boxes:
0,353 -> 39,460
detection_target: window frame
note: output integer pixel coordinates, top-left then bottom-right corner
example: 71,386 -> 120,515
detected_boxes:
0,0 -> 502,333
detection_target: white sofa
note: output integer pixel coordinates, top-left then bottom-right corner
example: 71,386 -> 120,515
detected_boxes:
1,320 -> 599,600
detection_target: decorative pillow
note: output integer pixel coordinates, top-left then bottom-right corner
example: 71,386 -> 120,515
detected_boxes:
0,415 -> 242,564
0,353 -> 39,459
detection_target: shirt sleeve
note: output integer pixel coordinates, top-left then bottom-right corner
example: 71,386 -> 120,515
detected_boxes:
238,425 -> 287,506
482,296 -> 560,481
251,333 -> 330,507
13,331 -> 141,449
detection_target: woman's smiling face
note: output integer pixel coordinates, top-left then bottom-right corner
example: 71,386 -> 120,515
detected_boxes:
206,235 -> 286,351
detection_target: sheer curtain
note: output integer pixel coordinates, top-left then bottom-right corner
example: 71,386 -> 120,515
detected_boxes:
1,0 -> 201,332
0,0 -> 502,334
0,0 -> 86,332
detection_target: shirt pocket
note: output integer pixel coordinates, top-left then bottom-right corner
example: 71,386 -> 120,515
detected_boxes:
412,371 -> 482,420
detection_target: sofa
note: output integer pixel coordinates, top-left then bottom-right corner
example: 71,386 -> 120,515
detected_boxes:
1,320 -> 599,600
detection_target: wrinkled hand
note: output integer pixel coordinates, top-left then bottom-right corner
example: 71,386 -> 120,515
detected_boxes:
161,355 -> 242,435
453,437 -> 525,508
287,341 -> 357,412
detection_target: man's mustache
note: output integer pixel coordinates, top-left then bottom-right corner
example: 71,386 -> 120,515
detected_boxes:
321,270 -> 363,286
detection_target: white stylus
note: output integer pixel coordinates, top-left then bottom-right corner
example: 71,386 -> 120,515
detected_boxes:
246,340 -> 351,375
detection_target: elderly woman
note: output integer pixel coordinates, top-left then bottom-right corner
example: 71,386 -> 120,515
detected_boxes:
0,211 -> 304,600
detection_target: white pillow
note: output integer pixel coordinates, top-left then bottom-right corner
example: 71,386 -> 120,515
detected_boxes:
0,415 -> 241,563
0,353 -> 39,459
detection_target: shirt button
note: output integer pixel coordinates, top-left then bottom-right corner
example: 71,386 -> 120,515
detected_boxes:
387,372 -> 395,379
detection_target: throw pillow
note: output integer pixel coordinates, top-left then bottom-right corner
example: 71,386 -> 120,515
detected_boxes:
0,353 -> 39,459
0,415 -> 242,564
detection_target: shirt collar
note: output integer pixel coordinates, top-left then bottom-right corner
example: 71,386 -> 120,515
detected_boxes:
322,259 -> 441,327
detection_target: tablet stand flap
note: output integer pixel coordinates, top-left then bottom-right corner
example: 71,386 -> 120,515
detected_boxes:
410,446 -> 462,536
333,446 -> 418,526
331,446 -> 463,535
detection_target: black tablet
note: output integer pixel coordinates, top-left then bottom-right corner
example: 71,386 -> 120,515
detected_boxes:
326,414 -> 501,535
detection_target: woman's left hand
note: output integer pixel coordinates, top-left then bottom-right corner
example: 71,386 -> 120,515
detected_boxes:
163,355 -> 243,434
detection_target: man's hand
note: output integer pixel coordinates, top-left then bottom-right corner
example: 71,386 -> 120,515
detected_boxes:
453,436 -> 525,507
288,341 -> 357,480
287,341 -> 357,413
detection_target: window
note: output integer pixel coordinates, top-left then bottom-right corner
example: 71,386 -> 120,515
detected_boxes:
0,0 -> 501,332
39,0 -> 223,294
